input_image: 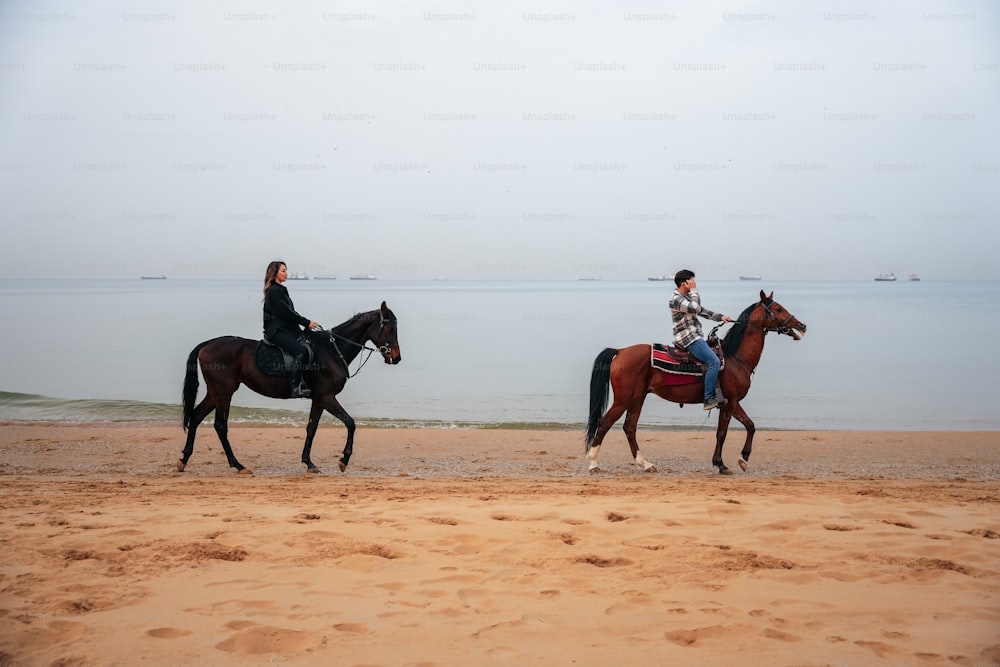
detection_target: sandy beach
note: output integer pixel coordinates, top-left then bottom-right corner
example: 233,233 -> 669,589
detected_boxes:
1,423 -> 998,666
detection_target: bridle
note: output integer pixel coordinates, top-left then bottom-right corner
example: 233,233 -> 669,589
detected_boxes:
710,299 -> 798,340
712,299 -> 800,372
754,298 -> 798,336
324,313 -> 395,377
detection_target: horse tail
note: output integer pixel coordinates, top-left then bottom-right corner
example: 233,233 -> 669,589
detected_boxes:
585,348 -> 618,450
182,341 -> 210,431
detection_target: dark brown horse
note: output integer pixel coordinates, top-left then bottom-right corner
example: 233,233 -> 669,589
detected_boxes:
180,301 -> 401,474
585,291 -> 806,474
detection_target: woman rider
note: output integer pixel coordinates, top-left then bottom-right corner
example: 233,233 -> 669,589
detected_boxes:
263,261 -> 321,398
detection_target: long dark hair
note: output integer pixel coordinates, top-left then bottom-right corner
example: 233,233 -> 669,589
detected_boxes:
263,260 -> 285,301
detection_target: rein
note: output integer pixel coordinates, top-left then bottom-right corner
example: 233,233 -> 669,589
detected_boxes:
714,300 -> 796,371
322,314 -> 393,378
731,300 -> 797,335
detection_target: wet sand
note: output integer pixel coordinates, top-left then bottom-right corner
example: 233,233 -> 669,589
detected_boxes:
1,424 -> 998,666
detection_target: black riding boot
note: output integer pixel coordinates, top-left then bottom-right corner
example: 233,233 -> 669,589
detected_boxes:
290,354 -> 311,399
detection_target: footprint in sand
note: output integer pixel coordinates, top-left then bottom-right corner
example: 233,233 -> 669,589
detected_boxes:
147,627 -> 192,639
605,591 -> 653,615
762,627 -> 801,642
854,639 -> 906,659
664,624 -> 733,646
216,623 -> 322,655
428,517 -> 459,525
333,623 -> 370,633
574,555 -> 632,568
964,528 -> 1000,539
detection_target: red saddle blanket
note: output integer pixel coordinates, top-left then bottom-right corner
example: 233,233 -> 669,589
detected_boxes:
650,345 -> 703,386
651,344 -> 704,375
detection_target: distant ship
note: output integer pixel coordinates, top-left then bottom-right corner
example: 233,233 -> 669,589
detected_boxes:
874,272 -> 897,282
286,272 -> 309,280
908,273 -> 920,281
313,275 -> 337,280
350,274 -> 377,281
140,274 -> 166,280
648,275 -> 669,282
739,275 -> 762,281
579,276 -> 601,281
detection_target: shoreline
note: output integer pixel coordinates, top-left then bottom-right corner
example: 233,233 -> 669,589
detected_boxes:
4,391 -> 998,432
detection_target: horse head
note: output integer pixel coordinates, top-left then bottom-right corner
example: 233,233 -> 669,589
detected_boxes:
368,301 -> 402,364
756,290 -> 807,340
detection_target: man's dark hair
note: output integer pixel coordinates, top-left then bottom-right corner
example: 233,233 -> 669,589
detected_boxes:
674,269 -> 695,287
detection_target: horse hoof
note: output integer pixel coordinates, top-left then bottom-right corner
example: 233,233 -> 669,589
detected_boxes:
237,468 -> 253,476
176,460 -> 185,473
644,465 -> 658,474
738,458 -> 748,472
338,460 -> 347,473
307,466 -> 321,474
718,467 -> 733,476
588,466 -> 601,474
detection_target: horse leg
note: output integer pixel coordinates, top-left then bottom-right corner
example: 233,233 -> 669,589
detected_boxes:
319,396 -> 355,473
178,397 -> 214,472
729,401 -> 755,471
212,396 -> 249,474
623,397 -> 657,473
300,400 -> 325,474
711,405 -> 736,475
587,401 -> 628,473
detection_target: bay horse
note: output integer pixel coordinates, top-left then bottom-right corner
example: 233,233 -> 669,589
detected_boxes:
180,301 -> 401,474
585,291 -> 806,475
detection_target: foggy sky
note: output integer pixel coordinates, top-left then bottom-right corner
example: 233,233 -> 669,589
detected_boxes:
1,0 -> 998,280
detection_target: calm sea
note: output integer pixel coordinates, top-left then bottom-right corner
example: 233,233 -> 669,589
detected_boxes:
0,278 -> 996,430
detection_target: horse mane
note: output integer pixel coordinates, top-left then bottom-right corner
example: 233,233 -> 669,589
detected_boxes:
309,307 -> 395,350
721,302 -> 759,357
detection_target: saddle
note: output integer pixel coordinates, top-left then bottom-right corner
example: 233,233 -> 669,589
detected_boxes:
254,336 -> 314,377
651,334 -> 724,375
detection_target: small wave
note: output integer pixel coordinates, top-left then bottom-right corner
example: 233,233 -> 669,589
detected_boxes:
0,391 -> 715,431
0,391 -> 306,425
0,391 -> 585,429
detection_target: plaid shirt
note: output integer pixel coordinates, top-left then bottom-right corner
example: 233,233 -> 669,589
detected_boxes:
669,289 -> 724,348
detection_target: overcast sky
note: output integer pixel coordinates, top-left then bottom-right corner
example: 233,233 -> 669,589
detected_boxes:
1,1 -> 997,280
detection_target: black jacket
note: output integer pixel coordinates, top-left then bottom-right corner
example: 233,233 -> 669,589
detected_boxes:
263,283 -> 310,338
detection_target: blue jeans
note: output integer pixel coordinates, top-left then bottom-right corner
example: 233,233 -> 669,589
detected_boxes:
687,338 -> 721,402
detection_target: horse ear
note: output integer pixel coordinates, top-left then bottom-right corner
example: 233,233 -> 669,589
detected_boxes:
380,301 -> 389,315
759,290 -> 766,301
768,291 -> 774,300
